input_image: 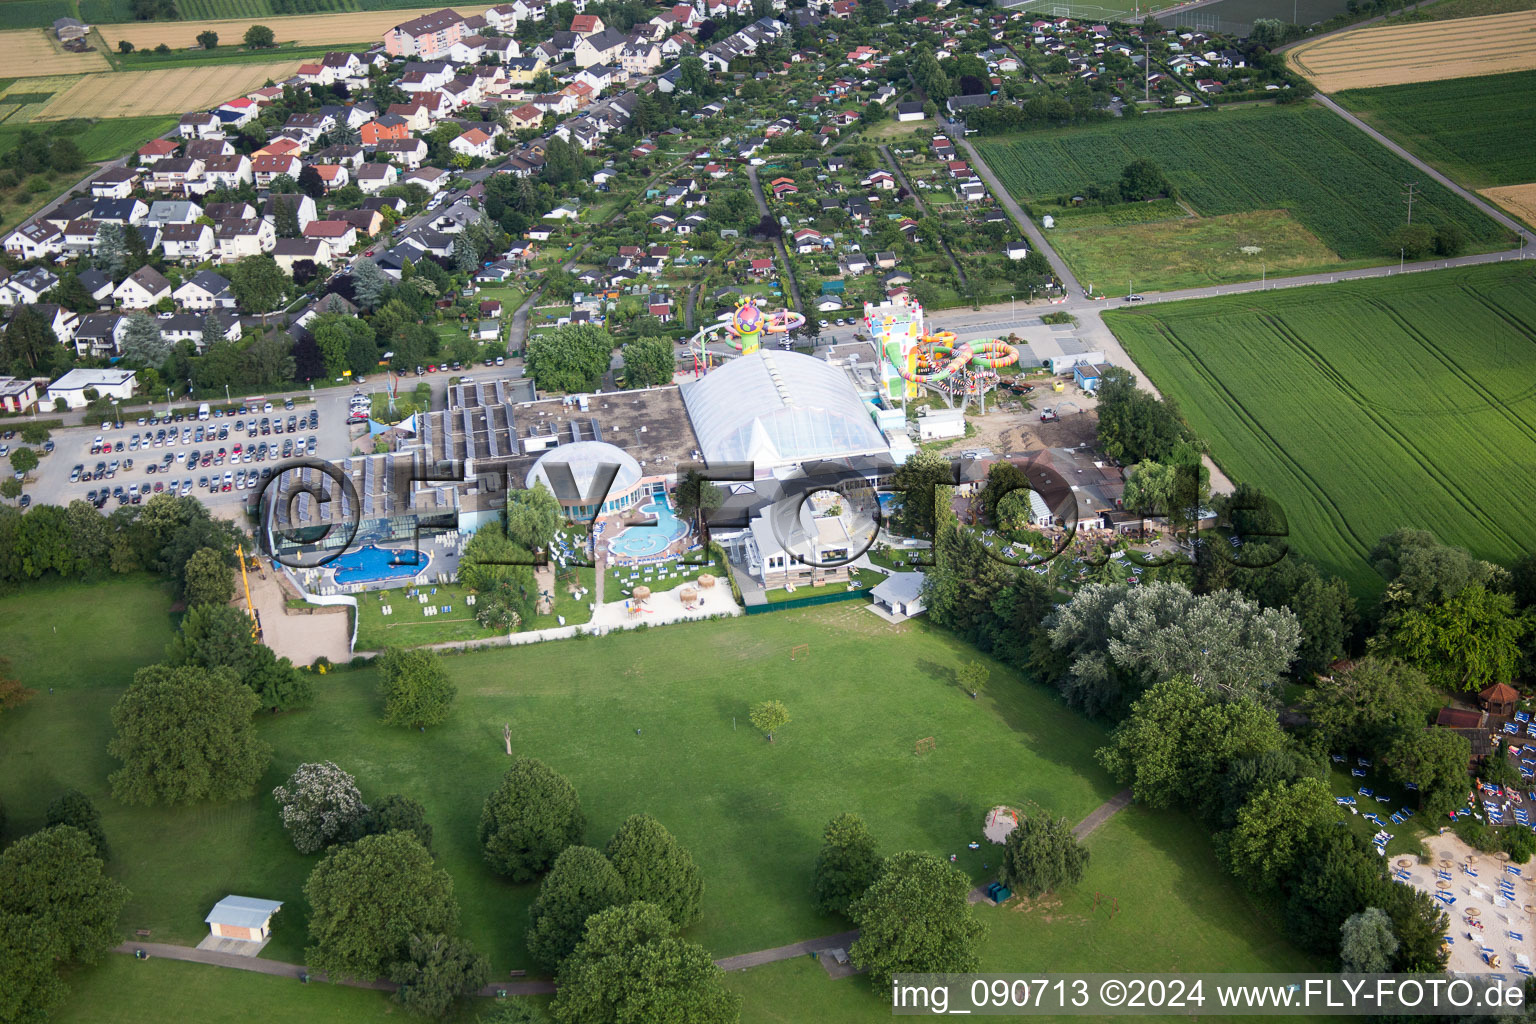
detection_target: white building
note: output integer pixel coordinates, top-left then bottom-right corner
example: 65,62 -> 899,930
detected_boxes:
45,368 -> 137,409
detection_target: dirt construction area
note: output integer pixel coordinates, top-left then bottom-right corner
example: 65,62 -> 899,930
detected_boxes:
1287,10 -> 1536,90
35,63 -> 302,119
102,7 -> 445,50
1480,184 -> 1536,230
0,29 -> 111,78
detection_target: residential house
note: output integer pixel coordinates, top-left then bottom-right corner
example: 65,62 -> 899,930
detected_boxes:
303,220 -> 358,252
507,103 -> 543,130
312,164 -> 350,191
895,101 -> 925,122
272,237 -> 330,274
177,112 -> 222,139
114,266 -> 172,309
449,127 -> 496,160
72,313 -> 129,357
334,208 -> 384,238
384,8 -> 467,57
3,222 -> 64,261
202,154 -> 253,190
375,138 -> 429,169
252,154 -> 302,187
403,166 -> 450,193
91,167 -> 139,199
137,139 -> 179,165
264,194 -> 317,233
0,267 -> 58,307
77,269 -> 113,306
355,162 -> 399,193
214,218 -> 276,261
173,270 -> 235,311
160,222 -> 216,263
92,198 -> 148,225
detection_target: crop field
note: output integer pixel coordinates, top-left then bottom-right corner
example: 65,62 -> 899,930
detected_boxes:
1104,262 -> 1536,594
175,0 -> 433,14
1333,70 -> 1536,189
102,6 -> 446,49
974,104 -> 1509,262
1389,0 -> 1536,20
0,0 -> 76,29
1287,9 -> 1536,90
1049,209 -> 1345,293
0,29 -> 112,77
1480,184 -> 1536,228
0,115 -> 176,159
34,63 -> 301,119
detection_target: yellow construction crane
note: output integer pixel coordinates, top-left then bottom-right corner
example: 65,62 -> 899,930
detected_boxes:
236,543 -> 263,641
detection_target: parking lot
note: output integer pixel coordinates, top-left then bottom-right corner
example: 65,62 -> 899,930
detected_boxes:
14,395 -> 351,518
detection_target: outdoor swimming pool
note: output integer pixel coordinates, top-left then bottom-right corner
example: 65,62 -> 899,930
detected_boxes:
330,544 -> 429,585
608,495 -> 689,560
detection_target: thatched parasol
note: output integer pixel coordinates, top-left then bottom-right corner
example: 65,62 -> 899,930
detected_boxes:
632,585 -> 651,601
1467,907 -> 1481,918
698,573 -> 717,589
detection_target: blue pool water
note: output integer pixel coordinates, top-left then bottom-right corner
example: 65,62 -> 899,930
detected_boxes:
330,544 -> 429,585
609,495 -> 689,560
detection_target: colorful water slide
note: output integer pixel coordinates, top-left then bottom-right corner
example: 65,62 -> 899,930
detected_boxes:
884,331 -> 1020,384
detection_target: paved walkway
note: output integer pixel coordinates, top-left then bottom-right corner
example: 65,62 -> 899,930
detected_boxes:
714,930 -> 861,972
1073,788 -> 1133,839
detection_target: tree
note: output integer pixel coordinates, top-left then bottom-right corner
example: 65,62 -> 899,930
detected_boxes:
850,851 -> 986,996
351,258 -> 389,312
551,901 -> 740,1024
1118,158 -> 1172,202
453,232 -> 478,273
298,164 -> 327,200
677,56 -> 709,95
118,39 -> 134,52
361,794 -> 434,853
1094,367 -> 1189,464
45,790 -> 110,860
1369,529 -> 1490,608
1298,657 -> 1438,757
956,659 -> 988,698
1097,676 -> 1287,809
672,470 -> 723,533
0,304 -> 58,375
196,29 -> 218,48
888,448 -> 955,540
0,479 -> 20,500
813,812 -> 882,917
479,757 -> 586,881
1388,222 -> 1436,260
749,700 -> 789,742
504,481 -> 564,554
1381,727 -> 1470,816
604,814 -> 703,928
305,831 -> 459,981
378,647 -> 456,728
390,932 -> 490,1018
108,664 -> 271,806
998,815 -> 1088,898
274,761 -> 369,854
0,825 -> 130,1019
526,845 -> 630,972
478,999 -> 551,1024
230,255 -> 287,326
1433,223 -> 1466,257
244,24 -> 276,47
1225,777 -> 1337,889
8,447 -> 38,475
620,336 -> 674,389
1339,906 -> 1397,973
120,312 -> 172,367
525,323 -> 613,394
1374,585 -> 1523,691
181,545 -> 234,606
273,194 -> 302,238
312,312 -> 374,380
169,603 -> 311,712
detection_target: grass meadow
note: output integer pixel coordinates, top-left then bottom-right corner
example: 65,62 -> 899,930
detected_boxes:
1334,69 -> 1536,189
2,579 -> 1324,1021
1104,262 -> 1536,594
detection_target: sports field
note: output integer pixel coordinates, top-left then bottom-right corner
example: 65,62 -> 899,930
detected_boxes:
1333,70 -> 1536,189
101,6 -> 445,50
1,580 -> 1322,1021
1287,9 -> 1536,90
0,28 -> 111,77
974,104 -> 1509,269
1104,262 -> 1536,593
33,63 -> 301,119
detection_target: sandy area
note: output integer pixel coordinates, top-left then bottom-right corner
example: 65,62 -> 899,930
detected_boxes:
1287,10 -> 1536,90
1393,832 -> 1534,976
245,570 -> 352,668
35,63 -> 302,120
0,29 -> 111,78
102,8 -> 447,50
1480,184 -> 1536,230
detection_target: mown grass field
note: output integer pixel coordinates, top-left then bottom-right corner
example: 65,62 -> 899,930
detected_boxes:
1104,262 -> 1536,594
1334,69 -> 1536,189
974,104 -> 1510,269
1388,0 -> 1536,19
2,579 -> 1324,1021
0,0 -> 77,29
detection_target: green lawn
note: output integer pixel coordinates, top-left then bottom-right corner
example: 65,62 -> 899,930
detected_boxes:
1048,209 -> 1349,294
1333,70 -> 1536,189
0,116 -> 176,161
975,104 -> 1513,283
1104,262 -> 1536,594
0,0 -> 74,29
116,43 -> 342,69
603,550 -> 724,597
7,582 -> 1324,1022
354,569 -> 597,650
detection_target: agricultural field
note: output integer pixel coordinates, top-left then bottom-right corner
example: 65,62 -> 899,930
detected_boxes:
0,28 -> 111,77
1388,0 -> 1536,21
0,0 -> 77,29
1047,209 -> 1345,293
0,115 -> 176,159
1104,262 -> 1536,594
101,6 -> 445,50
974,105 -> 1509,270
1286,9 -> 1536,89
1480,184 -> 1536,229
35,62 -> 302,119
176,0 -> 435,14
1333,70 -> 1536,189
